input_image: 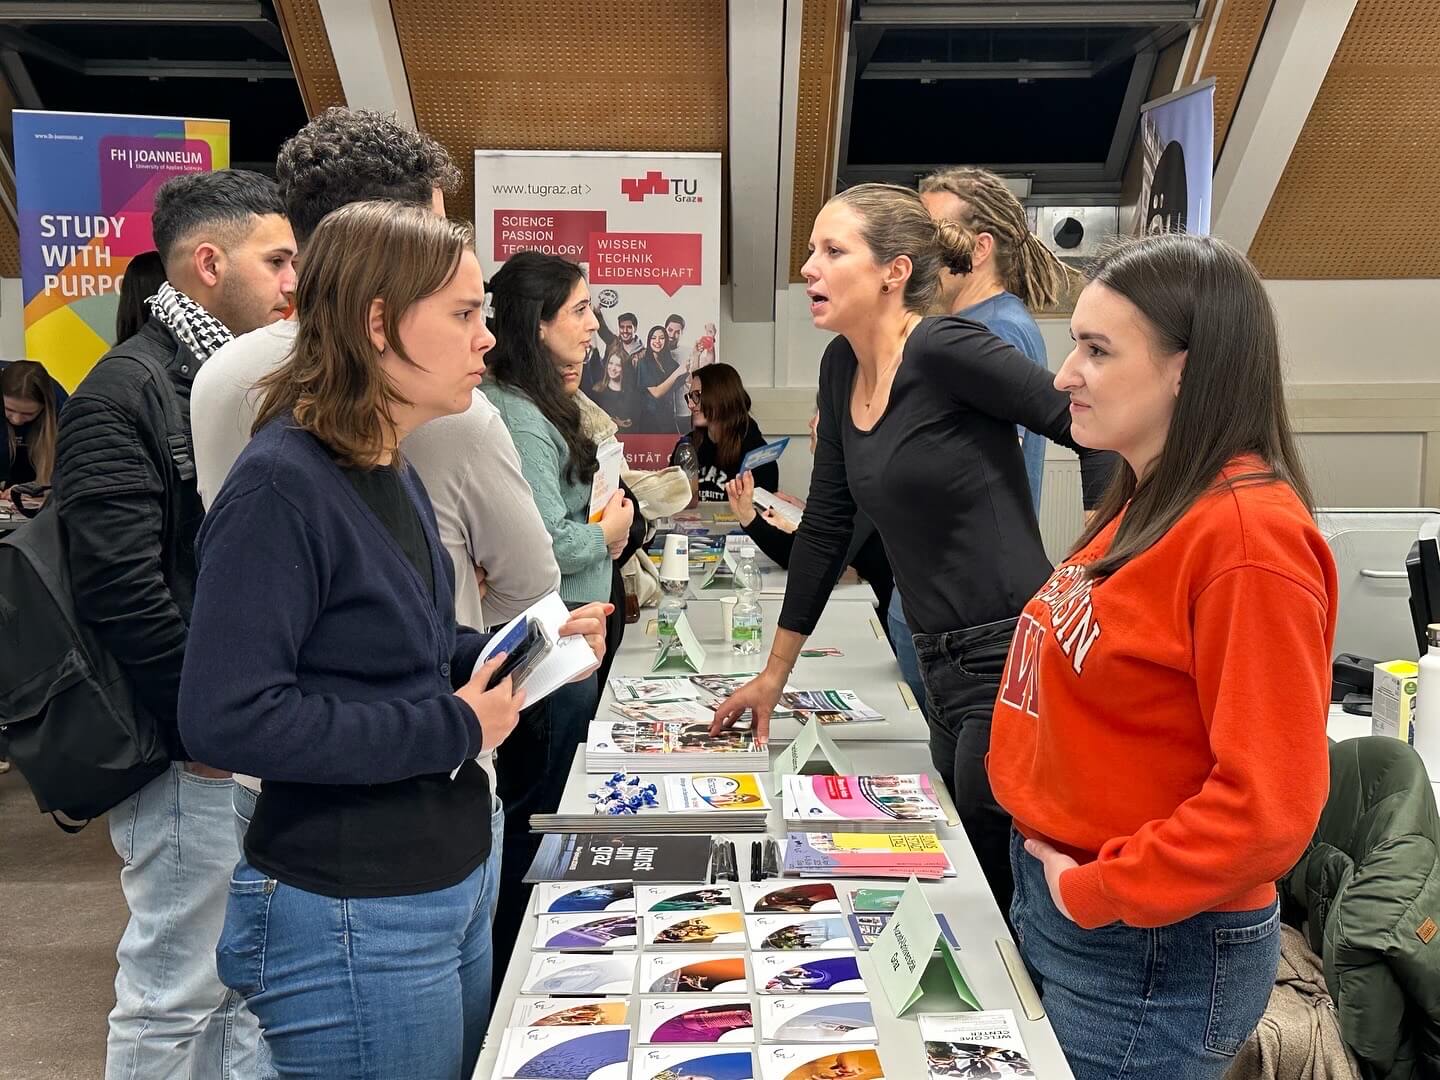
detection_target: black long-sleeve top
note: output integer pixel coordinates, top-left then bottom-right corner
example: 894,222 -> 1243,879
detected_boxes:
779,317 -> 1117,639
742,509 -> 894,625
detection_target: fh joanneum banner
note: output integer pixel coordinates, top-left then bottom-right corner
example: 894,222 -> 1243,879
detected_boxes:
14,110 -> 230,390
475,150 -> 722,468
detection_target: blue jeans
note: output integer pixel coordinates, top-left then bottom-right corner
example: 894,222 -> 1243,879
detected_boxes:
886,591 -> 927,719
105,763 -> 267,1080
217,805 -> 502,1080
1009,831 -> 1280,1079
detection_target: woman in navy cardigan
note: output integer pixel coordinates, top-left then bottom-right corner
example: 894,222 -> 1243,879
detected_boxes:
178,202 -> 608,1078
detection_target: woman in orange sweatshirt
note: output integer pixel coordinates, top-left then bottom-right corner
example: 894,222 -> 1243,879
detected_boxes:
988,232 -> 1337,1080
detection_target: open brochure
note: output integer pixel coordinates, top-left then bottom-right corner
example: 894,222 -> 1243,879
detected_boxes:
588,439 -> 626,523
753,488 -> 803,528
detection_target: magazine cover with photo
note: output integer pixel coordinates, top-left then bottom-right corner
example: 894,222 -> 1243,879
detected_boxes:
533,881 -> 636,914
923,1042 -> 1033,1079
639,998 -> 755,1044
535,913 -> 639,950
643,953 -> 750,994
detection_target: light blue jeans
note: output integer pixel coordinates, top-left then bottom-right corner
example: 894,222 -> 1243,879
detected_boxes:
1010,830 -> 1280,1079
220,795 -> 504,1078
886,590 -> 928,719
105,763 -> 267,1080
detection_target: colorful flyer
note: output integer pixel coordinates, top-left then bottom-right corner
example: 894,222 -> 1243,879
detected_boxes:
753,951 -> 864,994
637,997 -> 755,1044
608,677 -> 702,704
498,1026 -> 631,1080
521,953 -> 637,996
634,885 -> 736,913
746,915 -> 852,951
740,882 -> 842,914
918,1011 -> 1032,1079
757,997 -> 877,1043
510,997 -> 631,1029
847,887 -> 903,913
640,953 -> 749,994
532,881 -> 636,915
782,774 -> 946,825
664,773 -> 772,813
630,1047 -> 755,1080
757,1044 -> 885,1080
535,913 -> 639,951
644,910 -> 746,947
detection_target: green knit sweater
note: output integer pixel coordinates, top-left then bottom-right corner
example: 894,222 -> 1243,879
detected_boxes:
480,382 -> 611,605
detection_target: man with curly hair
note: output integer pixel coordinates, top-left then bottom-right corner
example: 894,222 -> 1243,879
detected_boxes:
189,107 -> 559,1030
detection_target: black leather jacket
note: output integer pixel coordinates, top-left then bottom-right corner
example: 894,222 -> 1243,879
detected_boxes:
54,320 -> 204,757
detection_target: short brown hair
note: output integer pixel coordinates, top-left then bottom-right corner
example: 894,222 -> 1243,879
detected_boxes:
829,183 -> 973,315
252,201 -> 475,467
920,166 -> 1075,310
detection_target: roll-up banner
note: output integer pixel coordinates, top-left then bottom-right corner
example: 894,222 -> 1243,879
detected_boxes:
14,110 -> 230,390
475,150 -> 722,469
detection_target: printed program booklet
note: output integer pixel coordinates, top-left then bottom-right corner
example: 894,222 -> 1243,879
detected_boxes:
636,997 -> 755,1043
757,1044 -> 884,1080
918,1011 -> 1033,1078
631,1047 -> 756,1080
783,832 -> 954,879
782,774 -> 947,831
509,997 -> 631,1028
524,832 -> 713,884
757,997 -> 877,1043
640,952 -> 750,994
497,1025 -> 631,1080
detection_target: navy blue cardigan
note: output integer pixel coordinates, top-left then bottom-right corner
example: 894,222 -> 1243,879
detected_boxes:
178,421 -> 487,785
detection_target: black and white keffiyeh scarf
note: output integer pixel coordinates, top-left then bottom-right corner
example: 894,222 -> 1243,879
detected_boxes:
145,282 -> 233,363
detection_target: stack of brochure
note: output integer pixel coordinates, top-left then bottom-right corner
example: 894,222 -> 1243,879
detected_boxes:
530,772 -> 772,834
781,774 -> 950,833
782,831 -> 956,880
585,717 -> 768,774
780,690 -> 883,726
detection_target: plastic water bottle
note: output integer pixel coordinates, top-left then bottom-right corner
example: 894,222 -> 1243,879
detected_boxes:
1413,624 -> 1440,779
732,546 -> 764,655
658,580 -> 688,642
672,439 -> 698,482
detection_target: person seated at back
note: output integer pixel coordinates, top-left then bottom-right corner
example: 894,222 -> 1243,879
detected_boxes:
725,405 -> 894,632
671,362 -> 778,503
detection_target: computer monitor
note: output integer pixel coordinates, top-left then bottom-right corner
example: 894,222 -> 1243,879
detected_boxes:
1407,536 -> 1440,655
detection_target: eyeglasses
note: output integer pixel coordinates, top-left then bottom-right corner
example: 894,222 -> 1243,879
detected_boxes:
684,389 -> 702,406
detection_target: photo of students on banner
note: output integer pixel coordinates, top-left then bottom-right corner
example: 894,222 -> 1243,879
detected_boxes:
476,150 -> 721,468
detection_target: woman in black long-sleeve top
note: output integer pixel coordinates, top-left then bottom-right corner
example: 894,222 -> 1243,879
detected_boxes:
711,184 -> 1115,915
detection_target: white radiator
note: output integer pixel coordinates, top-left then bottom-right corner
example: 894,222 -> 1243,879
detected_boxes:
1038,458 -> 1086,564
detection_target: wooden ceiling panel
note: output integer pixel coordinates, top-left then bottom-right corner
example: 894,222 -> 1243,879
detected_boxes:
1250,0 -> 1440,278
389,0 -> 727,228
789,0 -> 846,282
274,0 -> 347,116
1198,0 -> 1273,155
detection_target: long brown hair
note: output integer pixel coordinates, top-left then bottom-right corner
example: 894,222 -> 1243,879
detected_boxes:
690,363 -> 752,470
920,166 -> 1075,310
830,183 -> 974,315
252,201 -> 474,467
1068,233 -> 1315,580
2,360 -> 57,484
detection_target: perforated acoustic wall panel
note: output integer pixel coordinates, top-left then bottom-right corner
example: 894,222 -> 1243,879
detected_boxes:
389,0 -> 727,232
0,216 -> 18,280
1198,0 -> 1273,156
274,0 -> 347,116
1250,0 -> 1440,278
789,0 -> 846,281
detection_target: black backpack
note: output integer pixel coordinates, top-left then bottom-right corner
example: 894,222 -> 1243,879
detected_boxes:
0,353 -> 193,829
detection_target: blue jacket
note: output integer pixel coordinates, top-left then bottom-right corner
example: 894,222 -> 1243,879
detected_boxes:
178,421 -> 487,784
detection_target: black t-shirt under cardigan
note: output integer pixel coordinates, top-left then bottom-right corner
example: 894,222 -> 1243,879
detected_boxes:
179,423 -> 493,899
780,316 -> 1116,639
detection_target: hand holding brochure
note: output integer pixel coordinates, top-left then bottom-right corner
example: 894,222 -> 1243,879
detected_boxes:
587,439 -> 625,522
478,592 -> 598,705
739,437 -> 789,475
753,488 -> 803,528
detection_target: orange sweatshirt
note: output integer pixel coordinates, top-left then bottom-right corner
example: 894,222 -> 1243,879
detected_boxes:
988,459 -> 1338,930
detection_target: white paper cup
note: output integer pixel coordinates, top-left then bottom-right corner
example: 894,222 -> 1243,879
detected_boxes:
720,595 -> 738,641
659,533 -> 690,585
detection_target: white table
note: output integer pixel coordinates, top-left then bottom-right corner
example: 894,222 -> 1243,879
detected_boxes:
473,740 -> 1075,1080
614,597 -> 928,744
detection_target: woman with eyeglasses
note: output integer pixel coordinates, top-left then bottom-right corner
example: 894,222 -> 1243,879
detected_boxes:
670,362 -> 779,504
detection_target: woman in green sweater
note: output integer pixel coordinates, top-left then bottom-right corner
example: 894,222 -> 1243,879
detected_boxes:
481,250 -> 635,972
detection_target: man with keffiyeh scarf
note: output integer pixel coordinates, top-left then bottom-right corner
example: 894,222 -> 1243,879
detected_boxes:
54,168 -> 295,1080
